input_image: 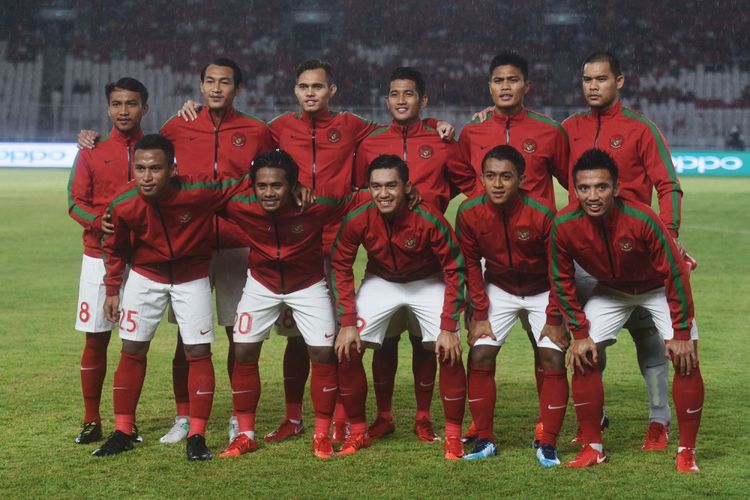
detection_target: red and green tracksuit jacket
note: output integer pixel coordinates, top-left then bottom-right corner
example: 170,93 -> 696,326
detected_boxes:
354,119 -> 478,213
67,127 -> 143,258
548,199 -> 694,340
330,200 -> 466,332
458,107 -> 570,207
563,101 -> 682,237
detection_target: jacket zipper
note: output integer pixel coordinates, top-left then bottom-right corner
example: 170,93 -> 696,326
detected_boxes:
593,111 -> 602,147
505,119 -> 510,144
126,140 -> 132,182
210,112 -> 225,249
501,210 -> 524,295
402,125 -> 408,161
273,218 -> 286,293
385,219 -> 399,272
155,203 -> 175,284
311,118 -> 317,190
599,220 -> 616,279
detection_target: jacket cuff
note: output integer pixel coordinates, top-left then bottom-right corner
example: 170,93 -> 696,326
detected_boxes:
440,317 -> 459,332
571,320 -> 591,340
673,327 -> 691,341
546,313 -> 562,326
471,308 -> 488,321
339,313 -> 357,328
106,284 -> 120,296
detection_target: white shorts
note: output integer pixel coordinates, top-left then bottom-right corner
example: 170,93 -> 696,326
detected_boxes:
275,257 -> 333,337
75,255 -> 120,333
384,307 -> 423,339
473,285 -> 560,351
234,273 -> 337,347
119,270 -> 215,345
585,285 -> 699,344
355,274 -> 455,347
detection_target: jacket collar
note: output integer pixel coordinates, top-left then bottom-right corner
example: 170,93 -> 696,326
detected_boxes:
107,126 -> 143,145
491,106 -> 527,126
590,100 -> 622,120
389,118 -> 426,136
485,191 -> 523,216
298,108 -> 335,126
200,105 -> 237,127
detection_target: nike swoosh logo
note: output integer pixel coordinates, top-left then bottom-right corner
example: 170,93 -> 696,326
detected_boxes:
443,396 -> 464,401
419,381 -> 434,388
686,407 -> 702,414
468,398 -> 483,403
573,402 -> 590,407
80,366 -> 97,371
195,390 -> 214,395
322,386 -> 338,392
231,389 -> 254,395
339,392 -> 352,397
113,386 -> 128,390
479,145 -> 489,150
547,404 -> 566,410
188,136 -> 198,141
103,159 -> 113,164
199,329 -> 212,336
324,333 -> 335,339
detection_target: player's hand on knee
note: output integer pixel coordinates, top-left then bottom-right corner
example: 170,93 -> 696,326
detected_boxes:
103,295 -> 121,324
77,129 -> 98,150
467,319 -> 494,347
540,323 -> 569,350
566,337 -> 596,373
177,99 -> 202,121
435,330 -> 462,366
435,120 -> 455,141
335,326 -> 361,362
667,339 -> 696,376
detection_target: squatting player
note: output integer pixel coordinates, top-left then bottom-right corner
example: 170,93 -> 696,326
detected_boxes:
548,148 -> 703,472
92,134 -> 249,460
456,145 -> 567,466
332,154 -> 467,459
352,66 -> 477,442
67,77 -> 148,444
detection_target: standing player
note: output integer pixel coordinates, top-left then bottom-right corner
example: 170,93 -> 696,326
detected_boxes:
92,134 -> 250,460
331,154 -> 467,459
67,77 -> 148,444
548,148 -> 703,472
562,51 -> 686,448
456,145 -> 567,466
352,66 -> 477,441
458,52 -> 569,444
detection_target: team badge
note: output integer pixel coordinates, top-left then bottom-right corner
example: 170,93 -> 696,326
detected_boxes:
419,145 -> 433,159
231,133 -> 246,147
618,238 -> 634,252
610,134 -> 624,149
517,227 -> 531,241
179,212 -> 192,224
291,223 -> 304,234
404,237 -> 418,249
522,139 -> 537,154
327,128 -> 341,143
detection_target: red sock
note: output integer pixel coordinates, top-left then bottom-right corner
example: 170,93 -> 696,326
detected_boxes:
172,340 -> 190,416
539,370 -> 569,446
186,353 -> 214,437
672,363 -> 704,449
283,340 -> 309,421
412,338 -> 436,419
338,348 -> 367,433
333,397 -> 347,424
225,327 -> 235,383
113,351 -> 146,435
231,361 -> 260,433
439,358 -> 466,438
372,342 -> 397,419
467,365 -> 495,440
81,332 -> 111,423
311,362 -> 338,436
571,359 -> 604,444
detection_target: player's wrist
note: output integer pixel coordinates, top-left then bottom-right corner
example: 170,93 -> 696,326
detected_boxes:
105,285 -> 120,296
673,328 -> 691,341
339,313 -> 357,328
440,317 -> 459,331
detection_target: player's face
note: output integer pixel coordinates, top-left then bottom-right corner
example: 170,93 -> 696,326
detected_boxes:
582,61 -> 624,110
369,167 -> 411,219
108,88 -> 147,135
201,64 -> 240,111
386,79 -> 427,125
295,69 -> 337,115
481,158 -> 523,206
254,167 -> 292,213
133,149 -> 176,200
574,168 -> 620,218
488,65 -> 529,115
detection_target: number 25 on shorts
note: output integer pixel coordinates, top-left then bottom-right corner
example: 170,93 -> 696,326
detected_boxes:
119,309 -> 137,333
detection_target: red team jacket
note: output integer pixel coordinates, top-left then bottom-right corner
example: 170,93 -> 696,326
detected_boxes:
102,175 -> 250,295
459,108 -> 569,206
331,201 -> 466,332
563,101 -> 683,237
353,119 -> 478,213
548,199 -> 694,340
455,193 -> 558,322
161,106 -> 274,249
222,192 -> 366,295
67,127 -> 143,258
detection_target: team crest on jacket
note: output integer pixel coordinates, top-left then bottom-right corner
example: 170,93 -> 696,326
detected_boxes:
419,145 -> 433,159
327,128 -> 341,143
291,223 -> 304,234
179,212 -> 192,224
232,133 -> 246,147
522,139 -> 537,154
404,236 -> 418,249
610,134 -> 624,149
516,226 -> 531,241
618,237 -> 634,252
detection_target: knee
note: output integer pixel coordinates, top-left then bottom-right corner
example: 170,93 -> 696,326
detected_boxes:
234,343 -> 261,364
308,346 -> 336,364
122,340 -> 150,356
538,348 -> 565,371
468,346 -> 497,369
183,343 -> 211,358
287,335 -> 306,347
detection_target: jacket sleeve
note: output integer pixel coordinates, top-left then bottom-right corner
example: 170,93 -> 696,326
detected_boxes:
206,174 -> 253,211
258,124 -> 276,152
550,126 -> 570,191
541,212 -> 562,324
455,206 -> 488,320
444,141 -> 480,198
348,113 -> 381,144
353,141 -> 371,189
101,204 -> 131,296
67,150 -> 102,233
638,123 -> 683,237
330,211 -> 364,327
548,219 -> 589,338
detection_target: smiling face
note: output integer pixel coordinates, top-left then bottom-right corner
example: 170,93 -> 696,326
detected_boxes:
582,61 -> 623,110
488,64 -> 529,116
200,64 -> 240,112
253,167 -> 292,213
294,68 -> 336,115
133,148 -> 176,200
386,79 -> 427,126
574,167 -> 620,218
481,157 -> 523,207
369,167 -> 411,219
107,88 -> 147,135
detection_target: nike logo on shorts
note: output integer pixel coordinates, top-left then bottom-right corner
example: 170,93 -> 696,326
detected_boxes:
686,407 -> 702,414
195,390 -> 214,395
199,329 -> 212,336
324,333 -> 335,339
322,386 -> 338,393
547,404 -> 567,410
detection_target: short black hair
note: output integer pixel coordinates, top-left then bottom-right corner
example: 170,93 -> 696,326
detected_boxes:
489,52 -> 529,80
482,145 -> 526,177
105,77 -> 148,105
250,150 -> 299,186
201,58 -> 243,87
295,59 -> 334,84
389,67 -> 426,97
583,51 -> 622,77
572,148 -> 619,186
368,154 -> 409,184
134,134 -> 175,165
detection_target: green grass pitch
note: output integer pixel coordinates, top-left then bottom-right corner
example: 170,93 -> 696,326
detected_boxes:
0,169 -> 748,498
